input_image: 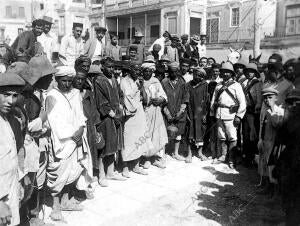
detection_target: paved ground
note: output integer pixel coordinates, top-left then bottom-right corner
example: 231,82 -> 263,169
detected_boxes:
42,156 -> 285,226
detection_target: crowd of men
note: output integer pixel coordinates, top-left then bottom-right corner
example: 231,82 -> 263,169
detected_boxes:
0,17 -> 300,226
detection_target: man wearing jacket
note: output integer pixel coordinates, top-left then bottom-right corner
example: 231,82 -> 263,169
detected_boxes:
84,26 -> 107,63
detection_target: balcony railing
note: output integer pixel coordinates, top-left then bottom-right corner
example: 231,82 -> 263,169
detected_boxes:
206,26 -> 299,45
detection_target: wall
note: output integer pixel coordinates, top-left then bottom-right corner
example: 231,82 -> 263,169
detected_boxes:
276,0 -> 300,34
207,0 -> 276,43
0,0 -> 32,43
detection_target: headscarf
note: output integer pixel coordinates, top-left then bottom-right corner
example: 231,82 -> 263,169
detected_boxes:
55,66 -> 76,77
141,62 -> 155,70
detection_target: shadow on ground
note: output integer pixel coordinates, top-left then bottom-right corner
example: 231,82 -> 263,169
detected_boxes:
195,165 -> 285,226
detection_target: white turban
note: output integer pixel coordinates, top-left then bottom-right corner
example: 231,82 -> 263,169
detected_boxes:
141,63 -> 155,70
55,66 -> 76,77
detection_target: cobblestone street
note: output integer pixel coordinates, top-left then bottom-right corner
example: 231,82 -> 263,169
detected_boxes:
42,156 -> 285,226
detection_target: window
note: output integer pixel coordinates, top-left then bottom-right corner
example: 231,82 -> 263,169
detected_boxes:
40,3 -> 44,10
190,17 -> 201,36
0,28 -> 5,39
59,16 -> 65,35
19,7 -> 25,18
230,7 -> 240,27
18,28 -> 23,34
286,4 -> 300,35
6,6 -> 12,18
92,0 -> 102,3
168,17 -> 177,35
206,18 -> 219,43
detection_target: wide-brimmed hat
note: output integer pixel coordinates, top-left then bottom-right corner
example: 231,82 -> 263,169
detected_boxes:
190,35 -> 200,43
244,63 -> 260,77
42,16 -> 53,24
6,62 -> 32,84
0,72 -> 25,87
134,31 -> 144,37
29,55 -> 57,82
220,62 -> 235,75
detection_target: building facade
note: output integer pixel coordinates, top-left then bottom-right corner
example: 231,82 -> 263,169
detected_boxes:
0,0 -> 32,45
206,0 -> 277,45
0,0 -> 91,46
274,0 -> 300,39
100,0 -> 207,46
33,0 -> 90,42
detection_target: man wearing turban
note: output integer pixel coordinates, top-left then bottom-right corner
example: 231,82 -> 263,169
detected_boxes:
45,66 -> 88,221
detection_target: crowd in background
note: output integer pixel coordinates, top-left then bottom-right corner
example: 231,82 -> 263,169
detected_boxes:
0,17 -> 300,226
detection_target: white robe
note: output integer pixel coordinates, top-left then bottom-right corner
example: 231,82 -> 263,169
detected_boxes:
46,88 -> 92,194
0,116 -> 19,226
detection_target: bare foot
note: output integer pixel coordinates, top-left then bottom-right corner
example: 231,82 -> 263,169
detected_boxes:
122,169 -> 131,178
143,160 -> 151,169
98,178 -> 109,187
50,209 -> 64,221
106,172 -> 127,181
153,159 -> 166,169
133,167 -> 148,175
185,156 -> 192,163
173,154 -> 185,161
198,153 -> 208,161
60,203 -> 83,212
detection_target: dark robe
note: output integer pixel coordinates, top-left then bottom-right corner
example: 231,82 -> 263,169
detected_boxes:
161,77 -> 189,136
277,105 -> 300,225
187,81 -> 209,143
82,81 -> 101,168
184,44 -> 199,60
94,74 -> 123,157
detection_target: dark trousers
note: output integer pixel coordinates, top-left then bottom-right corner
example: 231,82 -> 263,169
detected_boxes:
242,112 -> 260,164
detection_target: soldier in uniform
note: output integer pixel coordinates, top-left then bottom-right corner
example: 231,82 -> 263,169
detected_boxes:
242,63 -> 262,167
210,62 -> 246,168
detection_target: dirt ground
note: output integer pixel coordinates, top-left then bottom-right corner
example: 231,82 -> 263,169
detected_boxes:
43,157 -> 286,226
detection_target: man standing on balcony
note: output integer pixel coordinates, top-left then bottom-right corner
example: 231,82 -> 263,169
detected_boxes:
59,23 -> 85,66
127,31 -> 145,64
38,16 -> 57,63
84,26 -> 107,63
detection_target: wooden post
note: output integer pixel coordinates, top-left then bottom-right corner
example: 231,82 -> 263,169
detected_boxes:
117,16 -> 119,36
130,15 -> 133,44
144,13 -> 147,45
254,0 -> 262,58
